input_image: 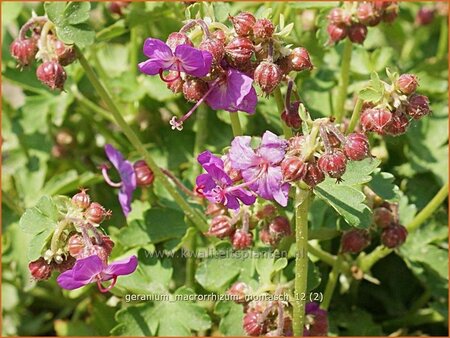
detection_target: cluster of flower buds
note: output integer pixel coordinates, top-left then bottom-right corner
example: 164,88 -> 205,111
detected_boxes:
340,228 -> 371,254
10,16 -> 76,90
204,203 -> 254,250
101,144 -> 155,216
360,73 -> 431,136
227,282 -> 294,336
327,2 -> 398,44
281,120 -> 371,187
373,201 -> 408,248
258,211 -> 292,247
138,11 -> 312,130
28,189 -> 138,292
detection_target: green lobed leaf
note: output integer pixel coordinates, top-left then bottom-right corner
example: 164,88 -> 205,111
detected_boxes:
314,158 -> 380,227
368,170 -> 400,202
214,301 -> 245,336
19,196 -> 59,234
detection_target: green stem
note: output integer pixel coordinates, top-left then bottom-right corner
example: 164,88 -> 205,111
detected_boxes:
307,243 -> 337,266
382,308 -> 444,329
321,254 -> 343,310
185,230 -> 197,288
50,220 -> 70,253
2,191 -> 24,216
129,26 -> 139,115
335,38 -> 353,123
407,182 -> 448,232
292,187 -> 311,336
437,17 -> 448,59
75,46 -> 209,232
229,112 -> 243,136
274,87 -> 293,138
346,97 -> 363,134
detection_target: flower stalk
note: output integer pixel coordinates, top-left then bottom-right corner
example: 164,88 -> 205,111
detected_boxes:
75,46 -> 209,232
347,97 -> 363,134
229,112 -> 243,136
292,186 -> 311,336
274,87 -> 293,138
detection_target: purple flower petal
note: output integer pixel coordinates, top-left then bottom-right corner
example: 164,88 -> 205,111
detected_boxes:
229,136 -> 260,170
142,38 -> 173,61
57,270 -> 88,290
71,255 -> 104,282
236,86 -> 257,114
102,255 -> 138,280
105,144 -> 126,169
174,45 -> 212,77
231,188 -> 257,206
258,131 -> 288,165
224,193 -> 240,209
197,151 -> 224,168
138,59 -> 166,75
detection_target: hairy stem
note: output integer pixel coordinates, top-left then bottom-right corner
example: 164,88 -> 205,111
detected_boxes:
229,112 -> 243,136
437,16 -> 448,59
346,97 -> 363,134
75,46 -> 208,232
335,38 -> 353,123
274,87 -> 293,138
194,104 -> 209,177
292,187 -> 311,336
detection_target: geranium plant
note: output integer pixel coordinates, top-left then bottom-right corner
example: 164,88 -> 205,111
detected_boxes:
2,1 -> 448,337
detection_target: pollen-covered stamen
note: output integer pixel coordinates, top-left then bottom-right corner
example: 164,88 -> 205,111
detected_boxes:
170,78 -> 220,130
100,164 -> 123,188
96,275 -> 117,293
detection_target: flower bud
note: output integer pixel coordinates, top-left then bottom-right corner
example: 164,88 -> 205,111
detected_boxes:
253,18 -> 275,39
208,215 -> 234,239
10,38 -> 37,67
72,188 -> 91,209
360,108 -> 392,134
381,224 -> 408,248
344,132 -> 370,161
29,258 -> 53,280
133,160 -> 155,187
228,282 -> 250,303
52,39 -> 77,66
268,216 -> 291,245
260,228 -> 272,245
166,72 -> 184,93
281,101 -> 302,129
288,135 -> 306,154
416,7 -> 435,25
327,23 -> 348,43
212,29 -> 227,44
303,162 -> 325,187
357,3 -> 381,26
254,61 -> 282,94
318,150 -> 347,179
373,207 -> 393,229
229,12 -> 256,36
288,47 -> 313,72
182,78 -> 208,103
225,37 -> 254,67
231,229 -> 253,249
243,311 -> 266,336
166,32 -> 193,51
281,156 -> 307,182
348,23 -> 368,44
382,2 -> 399,23
255,205 -> 277,220
68,234 -> 85,257
405,94 -> 430,119
199,38 -> 225,63
108,1 -> 129,16
36,61 -> 67,90
98,234 -> 115,256
328,8 -> 345,24
304,302 -> 329,336
396,74 -> 418,95
341,229 -> 371,254
385,112 -> 409,136
277,56 -> 291,74
85,202 -> 108,224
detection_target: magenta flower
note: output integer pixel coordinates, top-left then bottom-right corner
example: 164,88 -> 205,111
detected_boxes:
196,151 -> 256,209
103,144 -> 137,216
138,38 -> 212,81
57,255 -> 138,292
205,67 -> 257,114
229,131 -> 290,206
170,67 -> 258,130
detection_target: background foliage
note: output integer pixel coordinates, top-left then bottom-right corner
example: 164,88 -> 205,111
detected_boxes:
2,1 -> 448,336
